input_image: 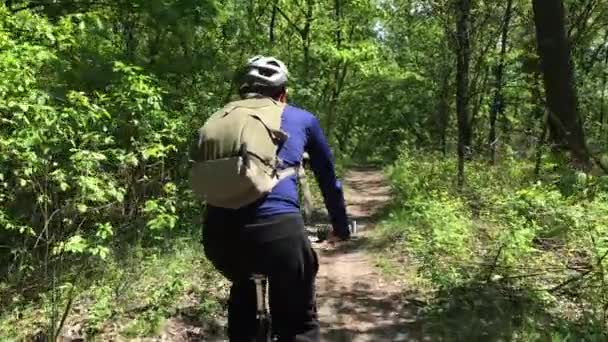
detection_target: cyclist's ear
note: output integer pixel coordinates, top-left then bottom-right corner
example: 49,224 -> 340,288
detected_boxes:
278,88 -> 287,103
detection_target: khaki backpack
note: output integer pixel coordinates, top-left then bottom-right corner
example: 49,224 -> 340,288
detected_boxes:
189,97 -> 296,209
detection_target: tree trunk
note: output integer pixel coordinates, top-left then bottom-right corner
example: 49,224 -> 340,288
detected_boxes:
532,0 -> 591,170
599,49 -> 608,139
436,68 -> 452,155
325,62 -> 348,139
535,117 -> 549,177
324,0 -> 342,138
302,0 -> 314,82
530,72 -> 546,167
469,65 -> 489,148
269,0 -> 278,44
456,0 -> 472,187
488,0 -> 513,164
123,13 -> 137,60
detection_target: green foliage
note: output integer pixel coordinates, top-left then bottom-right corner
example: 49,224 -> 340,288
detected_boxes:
384,199 -> 475,287
385,152 -> 475,286
0,5 -> 211,339
379,151 -> 608,338
85,284 -> 115,334
2,0 -> 608,339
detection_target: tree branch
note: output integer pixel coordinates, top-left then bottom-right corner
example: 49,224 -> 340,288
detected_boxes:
568,0 -> 600,41
269,0 -> 279,44
275,5 -> 305,38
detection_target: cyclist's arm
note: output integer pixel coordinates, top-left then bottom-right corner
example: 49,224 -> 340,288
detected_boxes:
305,116 -> 350,239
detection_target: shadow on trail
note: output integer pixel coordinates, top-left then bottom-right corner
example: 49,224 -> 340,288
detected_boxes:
316,234 -> 600,341
316,236 -> 371,257
317,277 -> 585,341
410,284 -> 542,341
319,279 -> 422,342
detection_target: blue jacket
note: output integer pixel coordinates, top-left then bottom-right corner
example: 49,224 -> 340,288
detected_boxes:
205,103 -> 350,238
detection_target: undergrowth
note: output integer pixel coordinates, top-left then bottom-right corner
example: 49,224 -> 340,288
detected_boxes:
374,149 -> 608,341
0,9 -> 227,340
0,239 -> 228,341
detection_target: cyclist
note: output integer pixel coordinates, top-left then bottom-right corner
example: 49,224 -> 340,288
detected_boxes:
194,55 -> 350,341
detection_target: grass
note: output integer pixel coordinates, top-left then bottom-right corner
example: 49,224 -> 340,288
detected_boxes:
369,153 -> 608,341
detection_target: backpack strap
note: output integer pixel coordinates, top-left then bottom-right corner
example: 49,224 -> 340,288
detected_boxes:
275,166 -> 299,180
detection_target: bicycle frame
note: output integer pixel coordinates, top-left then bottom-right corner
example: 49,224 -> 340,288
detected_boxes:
252,274 -> 273,342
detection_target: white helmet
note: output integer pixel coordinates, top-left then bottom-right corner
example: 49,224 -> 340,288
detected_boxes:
240,55 -> 289,89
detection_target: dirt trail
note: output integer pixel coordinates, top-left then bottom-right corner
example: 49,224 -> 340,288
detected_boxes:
312,168 -> 418,342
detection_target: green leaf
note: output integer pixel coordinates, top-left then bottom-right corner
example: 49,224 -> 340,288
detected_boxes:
91,246 -> 110,260
64,235 -> 88,254
95,222 -> 114,240
76,203 -> 88,213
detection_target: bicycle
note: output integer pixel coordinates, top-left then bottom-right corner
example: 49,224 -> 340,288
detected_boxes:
252,221 -> 357,341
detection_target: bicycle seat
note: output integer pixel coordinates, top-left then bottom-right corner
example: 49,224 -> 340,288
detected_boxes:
251,273 -> 266,281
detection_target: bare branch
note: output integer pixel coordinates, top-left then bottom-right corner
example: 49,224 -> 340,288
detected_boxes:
275,5 -> 305,38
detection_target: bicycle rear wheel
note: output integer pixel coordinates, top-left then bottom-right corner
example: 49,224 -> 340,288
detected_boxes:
253,274 -> 273,342
255,316 -> 272,342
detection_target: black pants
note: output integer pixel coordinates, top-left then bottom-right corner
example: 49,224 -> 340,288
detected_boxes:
203,213 -> 320,342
